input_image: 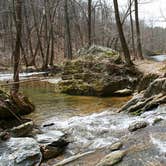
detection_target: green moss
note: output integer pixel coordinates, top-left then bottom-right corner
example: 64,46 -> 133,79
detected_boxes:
130,109 -> 143,116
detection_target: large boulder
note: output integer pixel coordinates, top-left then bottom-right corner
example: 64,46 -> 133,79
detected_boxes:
0,90 -> 35,119
58,46 -> 141,96
0,137 -> 42,166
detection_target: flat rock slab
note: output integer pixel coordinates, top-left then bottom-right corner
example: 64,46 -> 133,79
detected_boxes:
0,137 -> 42,166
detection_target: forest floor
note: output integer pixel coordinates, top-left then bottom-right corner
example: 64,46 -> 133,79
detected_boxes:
134,59 -> 165,76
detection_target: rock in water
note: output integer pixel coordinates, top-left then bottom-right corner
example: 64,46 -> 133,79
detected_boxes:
36,130 -> 69,160
109,142 -> 123,151
0,137 -> 42,166
97,150 -> 126,166
128,121 -> 148,132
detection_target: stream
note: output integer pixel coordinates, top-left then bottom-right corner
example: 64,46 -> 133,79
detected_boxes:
0,73 -> 166,165
145,54 -> 166,62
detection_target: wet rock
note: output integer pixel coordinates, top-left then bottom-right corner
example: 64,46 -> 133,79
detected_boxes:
113,89 -> 133,97
0,131 -> 10,141
36,130 -> 69,160
152,117 -> 164,125
128,121 -> 148,132
0,137 -> 42,166
10,120 -> 34,137
97,150 -> 126,166
109,142 -> 123,151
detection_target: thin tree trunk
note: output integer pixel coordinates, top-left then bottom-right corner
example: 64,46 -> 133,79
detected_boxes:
12,0 -> 22,93
88,0 -> 92,47
30,0 -> 45,67
129,0 -> 136,59
64,0 -> 72,59
135,0 -> 144,59
113,0 -> 133,66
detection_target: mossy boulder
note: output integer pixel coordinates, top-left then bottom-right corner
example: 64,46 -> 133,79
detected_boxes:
58,46 -> 141,96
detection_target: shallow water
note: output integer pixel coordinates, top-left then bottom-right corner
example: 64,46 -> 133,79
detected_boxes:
0,71 -> 46,81
21,80 -> 131,124
0,78 -> 131,124
42,105 -> 166,155
146,54 -> 166,62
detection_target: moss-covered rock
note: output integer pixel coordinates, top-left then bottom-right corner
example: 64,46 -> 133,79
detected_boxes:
58,46 -> 141,96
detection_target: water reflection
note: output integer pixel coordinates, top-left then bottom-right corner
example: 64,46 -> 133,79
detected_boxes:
16,81 -> 131,123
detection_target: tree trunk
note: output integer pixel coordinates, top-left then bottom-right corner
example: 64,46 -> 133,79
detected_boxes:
88,0 -> 92,47
64,0 -> 72,59
12,0 -> 22,94
129,0 -> 137,59
113,0 -> 133,66
135,0 -> 144,59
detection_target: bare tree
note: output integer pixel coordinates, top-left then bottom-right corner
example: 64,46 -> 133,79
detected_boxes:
129,0 -> 136,59
12,0 -> 22,93
134,0 -> 144,59
113,0 -> 133,66
64,0 -> 72,59
88,0 -> 92,47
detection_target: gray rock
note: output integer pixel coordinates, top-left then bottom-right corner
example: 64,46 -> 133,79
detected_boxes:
36,130 -> 65,145
144,78 -> 166,98
152,117 -> 164,125
128,121 -> 148,132
109,142 -> 123,151
36,130 -> 69,160
0,137 -> 42,166
97,150 -> 126,166
10,121 -> 34,137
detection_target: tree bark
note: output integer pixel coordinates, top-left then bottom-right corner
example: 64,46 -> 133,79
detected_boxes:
64,0 -> 72,59
113,0 -> 133,66
12,0 -> 22,94
135,0 -> 144,59
88,0 -> 92,47
129,0 -> 137,59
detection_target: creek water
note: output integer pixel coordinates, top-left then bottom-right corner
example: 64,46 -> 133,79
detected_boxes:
0,74 -> 166,165
145,54 -> 166,62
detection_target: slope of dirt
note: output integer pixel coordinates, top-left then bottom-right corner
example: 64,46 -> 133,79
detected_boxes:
134,60 -> 165,76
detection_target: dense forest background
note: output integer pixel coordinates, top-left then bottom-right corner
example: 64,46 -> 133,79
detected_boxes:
0,0 -> 166,67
